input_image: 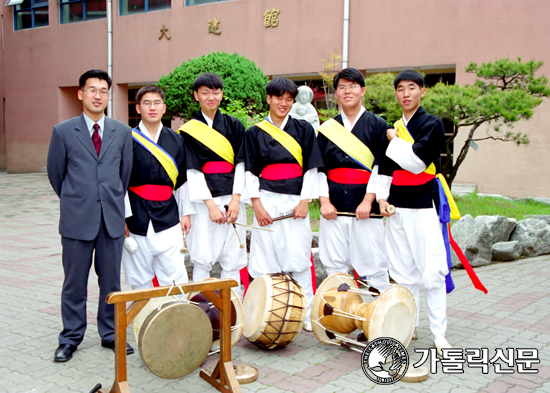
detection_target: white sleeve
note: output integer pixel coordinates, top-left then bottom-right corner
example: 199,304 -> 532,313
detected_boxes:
376,174 -> 392,202
244,171 -> 260,201
300,168 -> 319,200
232,162 -> 245,196
175,182 -> 195,217
318,171 -> 329,198
187,168 -> 213,202
386,138 -> 427,174
124,191 -> 132,218
366,165 -> 379,195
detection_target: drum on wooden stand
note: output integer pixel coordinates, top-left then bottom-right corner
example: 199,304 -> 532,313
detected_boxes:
137,300 -> 212,379
243,273 -> 306,350
188,278 -> 245,353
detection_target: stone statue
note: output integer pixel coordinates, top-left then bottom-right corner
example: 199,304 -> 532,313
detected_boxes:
290,85 -> 320,133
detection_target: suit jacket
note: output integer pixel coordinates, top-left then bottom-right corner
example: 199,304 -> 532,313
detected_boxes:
47,114 -> 133,241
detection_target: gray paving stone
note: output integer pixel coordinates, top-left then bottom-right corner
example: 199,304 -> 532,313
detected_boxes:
2,172 -> 550,393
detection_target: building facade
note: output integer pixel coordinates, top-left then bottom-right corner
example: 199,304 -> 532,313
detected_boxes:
1,0 -> 549,197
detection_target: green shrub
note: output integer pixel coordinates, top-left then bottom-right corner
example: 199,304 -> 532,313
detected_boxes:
158,52 -> 269,121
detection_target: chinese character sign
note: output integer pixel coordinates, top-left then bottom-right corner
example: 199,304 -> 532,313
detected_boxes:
159,25 -> 171,41
208,18 -> 221,35
263,9 -> 280,27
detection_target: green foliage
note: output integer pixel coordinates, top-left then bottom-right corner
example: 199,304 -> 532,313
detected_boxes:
158,52 -> 269,121
423,57 -> 550,183
454,192 -> 550,222
317,52 -> 342,122
363,73 -> 401,124
317,107 -> 339,123
219,98 -> 268,129
361,58 -> 550,185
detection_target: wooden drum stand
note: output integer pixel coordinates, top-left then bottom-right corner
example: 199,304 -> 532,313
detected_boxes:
99,279 -> 241,393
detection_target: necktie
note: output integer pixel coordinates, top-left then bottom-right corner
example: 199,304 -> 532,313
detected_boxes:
92,123 -> 101,156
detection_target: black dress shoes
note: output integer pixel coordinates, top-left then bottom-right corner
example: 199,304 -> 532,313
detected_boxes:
54,344 -> 77,362
101,340 -> 135,355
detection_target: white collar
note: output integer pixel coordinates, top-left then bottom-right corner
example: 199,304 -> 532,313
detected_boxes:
201,110 -> 215,128
403,109 -> 419,126
267,113 -> 290,130
138,120 -> 163,144
340,106 -> 366,132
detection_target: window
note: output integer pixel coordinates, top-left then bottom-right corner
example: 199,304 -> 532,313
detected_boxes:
13,0 -> 49,30
120,0 -> 170,15
60,0 -> 106,24
186,0 -> 231,5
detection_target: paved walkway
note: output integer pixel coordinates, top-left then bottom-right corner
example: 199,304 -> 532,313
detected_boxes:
0,172 -> 549,393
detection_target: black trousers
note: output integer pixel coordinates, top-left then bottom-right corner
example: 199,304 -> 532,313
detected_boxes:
59,217 -> 123,346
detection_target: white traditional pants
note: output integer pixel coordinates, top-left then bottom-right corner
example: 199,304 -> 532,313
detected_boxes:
385,206 -> 448,340
319,215 -> 390,291
188,201 -> 247,298
122,222 -> 188,289
249,191 -> 313,322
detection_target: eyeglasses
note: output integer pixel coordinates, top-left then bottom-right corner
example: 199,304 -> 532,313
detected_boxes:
83,88 -> 110,97
337,84 -> 360,91
141,100 -> 164,107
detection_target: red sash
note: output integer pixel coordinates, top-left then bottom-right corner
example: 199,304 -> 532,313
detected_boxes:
202,161 -> 234,174
392,170 -> 436,186
328,168 -> 371,184
129,185 -> 173,201
261,163 -> 303,180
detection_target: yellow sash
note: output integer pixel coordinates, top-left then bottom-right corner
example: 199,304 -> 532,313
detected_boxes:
317,118 -> 374,171
394,119 -> 460,219
179,119 -> 235,165
131,130 -> 178,188
256,120 -> 303,168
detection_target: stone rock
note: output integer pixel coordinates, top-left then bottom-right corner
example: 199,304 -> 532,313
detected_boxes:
492,241 -> 522,262
477,193 -> 513,202
450,214 -> 493,268
524,215 -> 550,224
312,232 -> 319,248
534,197 -> 550,206
510,217 -> 550,257
475,215 -> 516,243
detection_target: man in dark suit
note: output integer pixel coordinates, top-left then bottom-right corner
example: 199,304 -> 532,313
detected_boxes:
47,69 -> 133,362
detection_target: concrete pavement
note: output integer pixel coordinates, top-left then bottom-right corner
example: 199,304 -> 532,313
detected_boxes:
0,172 -> 549,393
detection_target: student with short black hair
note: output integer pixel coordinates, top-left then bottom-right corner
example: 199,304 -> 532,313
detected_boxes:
122,85 -> 189,291
317,68 -> 390,290
377,70 -> 451,353
244,77 -> 324,330
179,73 -> 247,297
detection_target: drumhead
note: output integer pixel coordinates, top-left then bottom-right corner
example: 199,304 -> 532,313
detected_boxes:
311,273 -> 358,345
367,285 -> 416,348
138,302 -> 212,379
133,296 -> 182,346
242,275 -> 271,341
401,365 -> 429,383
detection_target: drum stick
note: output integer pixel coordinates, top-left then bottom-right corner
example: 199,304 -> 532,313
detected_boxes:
231,222 -> 274,232
224,204 -> 245,249
336,212 -> 384,218
180,232 -> 188,254
335,204 -> 395,218
271,213 -> 295,222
